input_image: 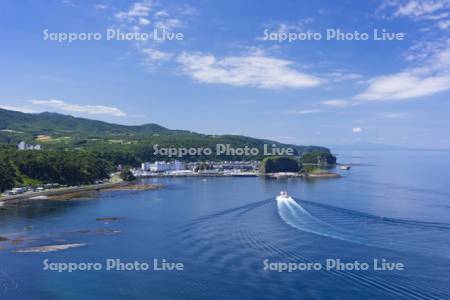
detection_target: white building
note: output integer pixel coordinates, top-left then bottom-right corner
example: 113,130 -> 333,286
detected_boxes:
152,161 -> 170,172
17,141 -> 42,151
141,162 -> 153,171
17,141 -> 26,150
174,160 -> 184,171
171,170 -> 194,176
141,160 -> 185,172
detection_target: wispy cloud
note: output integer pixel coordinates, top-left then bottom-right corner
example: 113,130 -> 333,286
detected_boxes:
154,11 -> 169,18
115,0 -> 153,23
438,19 -> 450,29
355,39 -> 450,100
380,0 -> 450,29
30,99 -> 127,117
0,105 -> 39,113
257,19 -> 315,40
177,52 -> 321,89
321,99 -> 353,108
142,48 -> 173,61
113,1 -> 191,69
61,0 -> 76,7
94,4 -> 107,10
380,112 -> 408,118
352,127 -> 363,133
356,4 -> 450,102
287,109 -> 323,114
326,72 -> 364,83
355,72 -> 450,100
382,0 -> 450,18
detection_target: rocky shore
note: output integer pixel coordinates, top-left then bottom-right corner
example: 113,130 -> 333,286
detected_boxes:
306,172 -> 341,179
0,182 -> 165,203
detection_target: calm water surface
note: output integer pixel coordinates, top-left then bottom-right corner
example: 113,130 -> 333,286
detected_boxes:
0,150 -> 449,299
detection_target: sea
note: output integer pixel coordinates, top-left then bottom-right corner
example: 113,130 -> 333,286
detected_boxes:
0,149 -> 449,299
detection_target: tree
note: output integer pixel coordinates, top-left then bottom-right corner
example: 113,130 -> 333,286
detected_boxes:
0,149 -> 114,188
119,169 -> 136,182
300,151 -> 336,164
259,156 -> 300,173
0,158 -> 17,192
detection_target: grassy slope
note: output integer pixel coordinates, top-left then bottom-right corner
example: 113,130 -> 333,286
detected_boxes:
0,108 -> 329,155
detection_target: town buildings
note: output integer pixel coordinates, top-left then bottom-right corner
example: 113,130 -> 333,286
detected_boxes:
17,141 -> 42,151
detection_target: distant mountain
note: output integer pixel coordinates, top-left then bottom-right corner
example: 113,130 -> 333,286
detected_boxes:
0,109 -> 186,136
328,142 -> 404,151
329,142 -> 450,152
0,108 -> 330,156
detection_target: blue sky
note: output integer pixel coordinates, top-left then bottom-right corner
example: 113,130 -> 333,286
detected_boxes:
0,0 -> 449,148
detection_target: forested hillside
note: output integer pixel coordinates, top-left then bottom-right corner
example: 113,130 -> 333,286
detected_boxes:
0,108 -> 330,158
0,108 -> 335,192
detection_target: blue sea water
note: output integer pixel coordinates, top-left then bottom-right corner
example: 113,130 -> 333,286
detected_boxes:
0,150 -> 450,299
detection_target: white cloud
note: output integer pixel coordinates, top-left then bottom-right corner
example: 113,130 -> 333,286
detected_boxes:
139,18 -> 151,26
155,11 -> 169,18
142,48 -> 173,61
321,99 -> 352,108
61,0 -> 76,7
114,1 -> 190,70
30,99 -> 126,117
327,72 -> 364,82
257,19 -> 316,41
438,19 -> 450,28
154,18 -> 183,30
141,48 -> 173,69
381,0 -> 450,29
177,52 -> 321,89
94,4 -> 107,10
0,105 -> 39,113
355,72 -> 450,100
380,112 -> 408,118
352,127 -> 363,133
386,0 -> 450,18
356,39 -> 450,100
115,1 -> 184,31
288,109 -> 322,114
404,40 -> 441,61
115,0 -> 153,22
272,19 -> 314,33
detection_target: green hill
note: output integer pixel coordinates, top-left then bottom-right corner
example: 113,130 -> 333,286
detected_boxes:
0,109 -> 184,139
0,108 -> 335,192
0,108 -> 330,159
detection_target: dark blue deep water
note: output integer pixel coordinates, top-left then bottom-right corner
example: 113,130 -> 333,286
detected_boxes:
1,150 -> 450,299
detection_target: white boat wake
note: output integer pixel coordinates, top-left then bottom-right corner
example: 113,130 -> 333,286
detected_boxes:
277,194 -> 450,258
276,195 -> 362,243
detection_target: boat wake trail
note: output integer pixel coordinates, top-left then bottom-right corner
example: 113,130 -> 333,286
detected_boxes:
172,196 -> 450,299
277,196 -> 358,242
277,196 -> 450,256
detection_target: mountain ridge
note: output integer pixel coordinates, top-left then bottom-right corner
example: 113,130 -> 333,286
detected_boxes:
0,108 -> 331,158
0,109 -> 185,135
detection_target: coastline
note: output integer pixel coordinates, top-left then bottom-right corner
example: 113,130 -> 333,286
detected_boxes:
306,172 -> 341,179
265,172 -> 341,179
0,169 -> 340,204
0,181 -> 165,203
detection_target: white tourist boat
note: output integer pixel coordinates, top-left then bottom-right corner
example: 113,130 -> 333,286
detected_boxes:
277,191 -> 290,201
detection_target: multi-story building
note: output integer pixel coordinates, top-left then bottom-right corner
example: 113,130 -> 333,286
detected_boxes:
17,141 -> 42,151
141,161 -> 185,172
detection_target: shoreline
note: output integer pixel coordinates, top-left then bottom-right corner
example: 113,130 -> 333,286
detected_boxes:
306,172 -> 341,179
0,170 -> 340,203
133,170 -> 340,179
0,181 -> 165,203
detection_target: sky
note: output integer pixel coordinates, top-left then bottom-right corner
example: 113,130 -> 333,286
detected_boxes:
0,0 -> 449,149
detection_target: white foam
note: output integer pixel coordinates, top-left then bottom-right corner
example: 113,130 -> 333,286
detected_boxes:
277,196 -> 356,242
